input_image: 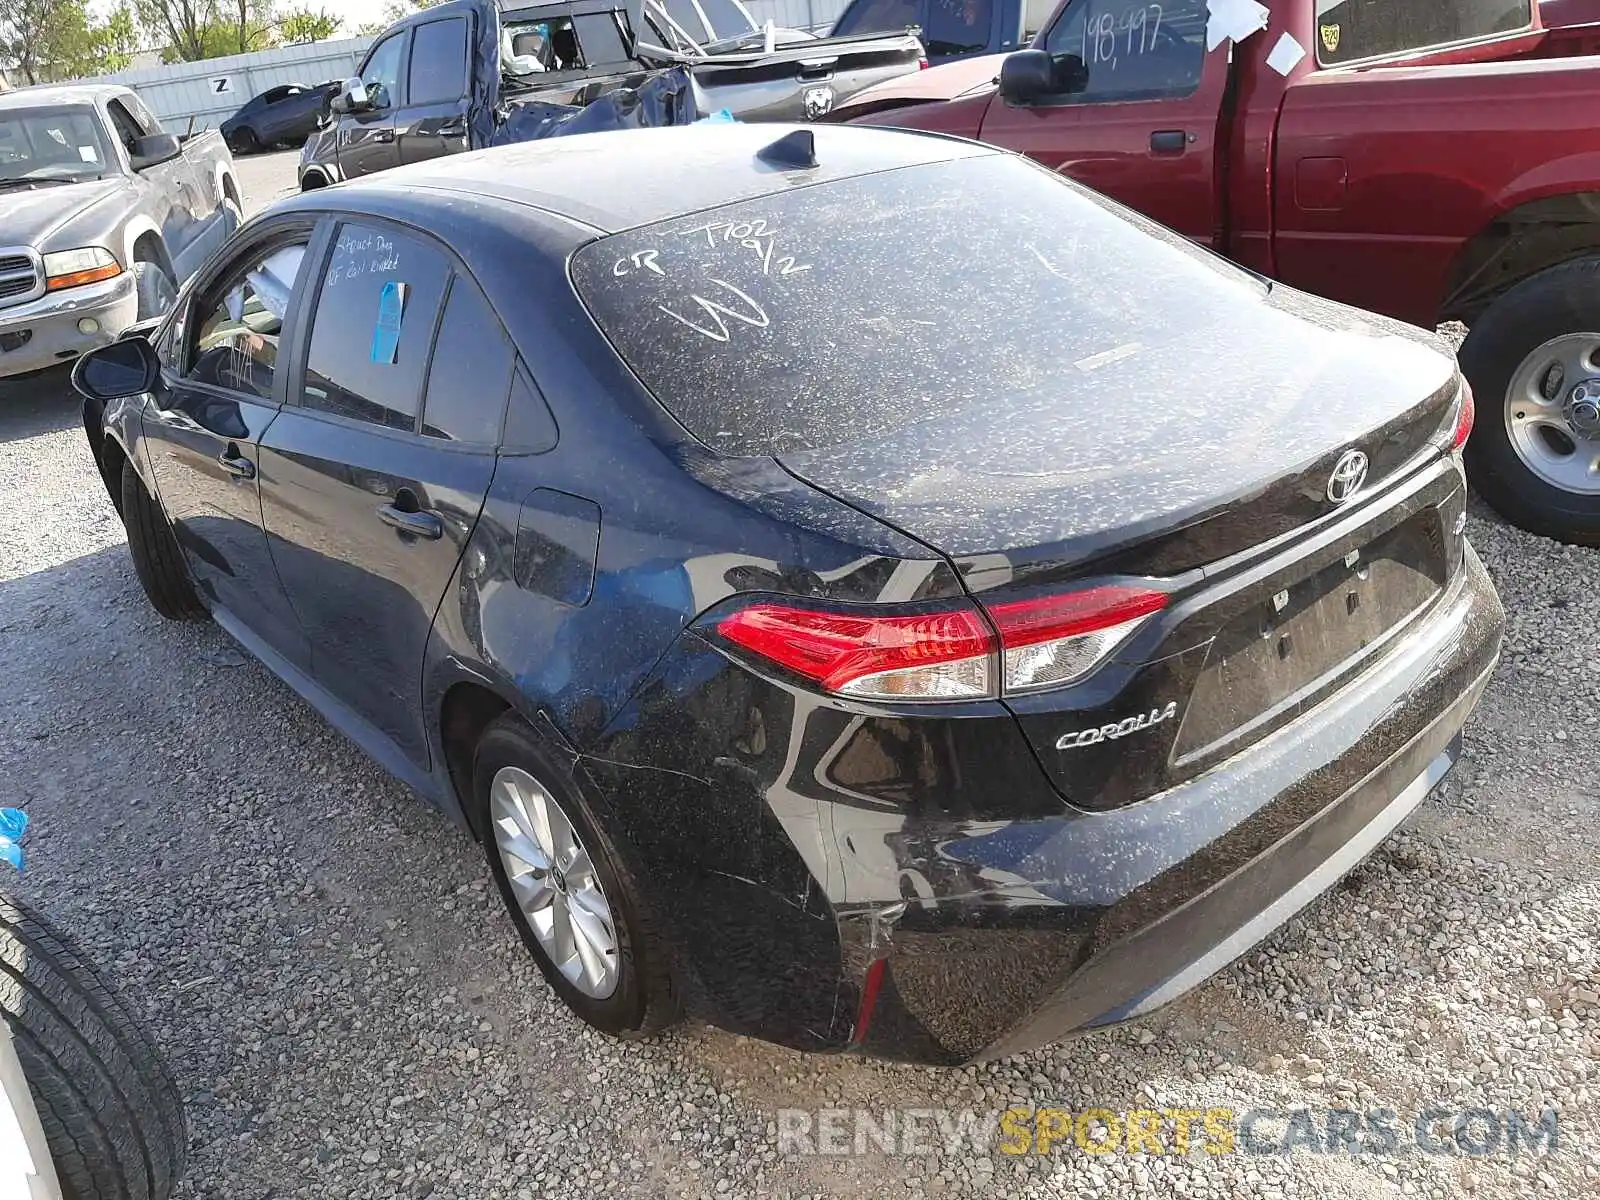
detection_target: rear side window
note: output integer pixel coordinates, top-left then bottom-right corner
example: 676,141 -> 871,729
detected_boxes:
408,17 -> 470,104
570,153 -> 1263,457
300,221 -> 450,431
420,276 -> 514,443
834,0 -> 921,36
1314,0 -> 1529,65
1042,0 -> 1206,100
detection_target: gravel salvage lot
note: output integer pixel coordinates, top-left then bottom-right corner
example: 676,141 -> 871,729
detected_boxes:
1,156 -> 1598,1200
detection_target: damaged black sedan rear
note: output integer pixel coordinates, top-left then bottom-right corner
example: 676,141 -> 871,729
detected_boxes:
78,124 -> 1503,1064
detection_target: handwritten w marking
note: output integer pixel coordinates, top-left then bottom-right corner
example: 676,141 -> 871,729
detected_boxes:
657,279 -> 769,343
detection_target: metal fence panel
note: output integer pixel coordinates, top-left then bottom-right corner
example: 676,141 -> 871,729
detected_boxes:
93,39 -> 375,134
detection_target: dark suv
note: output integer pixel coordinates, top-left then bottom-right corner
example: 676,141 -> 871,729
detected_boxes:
76,124 -> 1504,1064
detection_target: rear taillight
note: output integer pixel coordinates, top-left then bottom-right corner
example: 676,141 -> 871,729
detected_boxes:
714,584 -> 1167,702
1450,380 -> 1475,451
716,603 -> 993,700
918,54 -> 929,68
987,585 -> 1168,695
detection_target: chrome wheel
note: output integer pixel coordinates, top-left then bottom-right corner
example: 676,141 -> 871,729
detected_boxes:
489,765 -> 618,999
1504,332 -> 1600,495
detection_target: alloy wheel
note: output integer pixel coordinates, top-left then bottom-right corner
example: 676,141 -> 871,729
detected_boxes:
488,765 -> 619,999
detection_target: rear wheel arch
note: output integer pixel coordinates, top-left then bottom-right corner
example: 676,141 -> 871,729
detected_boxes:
1439,192 -> 1600,323
438,680 -> 514,838
300,168 -> 330,191
221,170 -> 241,209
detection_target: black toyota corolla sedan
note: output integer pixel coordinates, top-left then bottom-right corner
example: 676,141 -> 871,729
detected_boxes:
72,123 -> 1504,1064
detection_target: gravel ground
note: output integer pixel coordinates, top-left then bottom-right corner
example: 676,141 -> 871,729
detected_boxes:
232,148 -> 303,216
0,166 -> 1597,1199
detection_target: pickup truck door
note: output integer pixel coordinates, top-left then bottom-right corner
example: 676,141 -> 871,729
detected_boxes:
104,96 -> 201,264
338,30 -> 408,179
978,0 -> 1225,245
397,14 -> 473,163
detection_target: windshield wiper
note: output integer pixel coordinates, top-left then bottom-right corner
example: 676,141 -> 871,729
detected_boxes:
0,174 -> 88,188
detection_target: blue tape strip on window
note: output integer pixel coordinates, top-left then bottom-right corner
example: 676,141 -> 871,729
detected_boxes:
371,280 -> 408,365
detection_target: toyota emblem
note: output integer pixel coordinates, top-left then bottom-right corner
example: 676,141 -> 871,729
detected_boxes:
1326,449 -> 1369,505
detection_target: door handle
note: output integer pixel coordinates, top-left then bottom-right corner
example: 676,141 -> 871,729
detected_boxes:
378,500 -> 443,540
437,118 -> 466,137
374,128 -> 395,143
217,445 -> 255,480
1150,130 -> 1188,154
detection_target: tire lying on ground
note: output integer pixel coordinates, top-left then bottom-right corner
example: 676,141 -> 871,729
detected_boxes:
0,890 -> 186,1200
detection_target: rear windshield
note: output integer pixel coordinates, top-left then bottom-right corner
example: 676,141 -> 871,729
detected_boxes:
570,153 -> 1265,457
1314,0 -> 1531,65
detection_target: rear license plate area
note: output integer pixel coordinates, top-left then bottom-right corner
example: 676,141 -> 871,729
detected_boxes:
1173,513 -> 1448,763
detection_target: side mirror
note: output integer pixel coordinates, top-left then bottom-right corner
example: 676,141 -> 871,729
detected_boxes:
331,78 -> 373,114
71,336 -> 160,401
129,132 -> 181,171
999,49 -> 1086,104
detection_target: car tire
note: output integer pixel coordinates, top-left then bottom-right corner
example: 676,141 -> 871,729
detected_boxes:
473,714 -> 679,1038
225,127 -> 258,155
0,890 -> 187,1200
1460,256 -> 1600,545
120,462 -> 206,621
131,260 -> 176,323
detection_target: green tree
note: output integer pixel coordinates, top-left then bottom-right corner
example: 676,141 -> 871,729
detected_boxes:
0,0 -> 138,82
355,0 -> 437,35
139,0 -> 276,61
278,4 -> 337,42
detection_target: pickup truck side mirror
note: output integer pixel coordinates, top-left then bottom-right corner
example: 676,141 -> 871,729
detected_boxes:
999,49 -> 1087,105
331,78 -> 374,115
72,337 -> 160,401
128,133 -> 181,171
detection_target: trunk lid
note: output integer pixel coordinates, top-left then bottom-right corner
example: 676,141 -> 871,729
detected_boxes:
775,282 -> 1458,586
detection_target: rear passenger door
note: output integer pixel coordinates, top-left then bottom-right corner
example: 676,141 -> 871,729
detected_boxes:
398,14 -> 472,164
257,219 -> 512,770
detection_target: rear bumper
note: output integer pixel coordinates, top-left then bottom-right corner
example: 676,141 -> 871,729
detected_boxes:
583,537 -> 1502,1064
0,272 -> 137,379
850,542 -> 1502,1063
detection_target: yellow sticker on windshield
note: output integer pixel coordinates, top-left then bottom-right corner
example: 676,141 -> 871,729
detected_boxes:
1320,22 -> 1341,52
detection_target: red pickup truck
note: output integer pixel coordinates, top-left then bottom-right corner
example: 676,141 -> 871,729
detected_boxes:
836,0 -> 1600,545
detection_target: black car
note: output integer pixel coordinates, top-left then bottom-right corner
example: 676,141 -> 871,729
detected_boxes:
221,82 -> 337,154
73,124 -> 1504,1064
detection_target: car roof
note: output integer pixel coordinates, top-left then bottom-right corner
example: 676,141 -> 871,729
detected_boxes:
289,123 -> 999,235
0,83 -> 132,112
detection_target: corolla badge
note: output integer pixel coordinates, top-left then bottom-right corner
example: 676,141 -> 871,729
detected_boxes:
1056,701 -> 1178,750
803,85 -> 835,120
1326,449 -> 1369,505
